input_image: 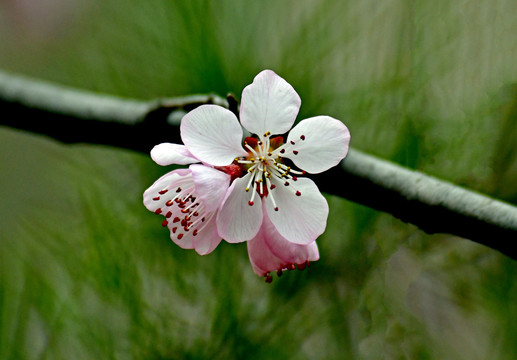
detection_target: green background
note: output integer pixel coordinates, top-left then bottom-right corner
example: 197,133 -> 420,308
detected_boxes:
1,1 -> 517,358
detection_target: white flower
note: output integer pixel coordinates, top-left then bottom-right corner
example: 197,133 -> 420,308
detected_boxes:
175,69 -> 350,245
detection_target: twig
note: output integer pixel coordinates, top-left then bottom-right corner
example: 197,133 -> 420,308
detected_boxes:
1,70 -> 516,259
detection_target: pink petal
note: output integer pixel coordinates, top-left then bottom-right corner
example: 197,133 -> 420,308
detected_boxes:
143,168 -> 222,254
150,143 -> 199,166
191,212 -> 222,255
240,70 -> 301,138
216,173 -> 263,243
265,177 -> 329,245
143,168 -> 191,212
181,105 -> 247,166
191,164 -> 231,212
283,116 -> 350,174
247,209 -> 319,276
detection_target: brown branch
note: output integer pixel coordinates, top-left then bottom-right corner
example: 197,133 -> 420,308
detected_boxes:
1,69 -> 517,259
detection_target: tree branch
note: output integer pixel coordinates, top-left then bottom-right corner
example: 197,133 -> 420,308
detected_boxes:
2,70 -> 516,259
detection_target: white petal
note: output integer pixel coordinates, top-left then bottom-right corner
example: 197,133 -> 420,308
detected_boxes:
150,143 -> 199,166
265,177 -> 328,245
283,116 -> 350,173
191,164 -> 230,212
240,70 -> 301,138
181,105 -> 248,166
216,173 -> 263,243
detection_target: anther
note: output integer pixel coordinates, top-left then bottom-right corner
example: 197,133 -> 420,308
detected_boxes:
166,211 -> 172,218
290,140 -> 295,145
173,217 -> 180,223
265,274 -> 273,283
300,135 -> 305,140
277,269 -> 283,277
292,176 -> 298,181
193,229 -> 198,236
177,234 -> 184,240
270,184 -> 276,189
293,150 -> 299,155
154,208 -> 162,215
274,207 -> 279,211
153,196 -> 160,201
172,227 -> 177,233
162,220 -> 168,227
284,181 -> 289,186
159,189 -> 168,195
248,201 -> 254,206
280,149 -> 285,154
166,200 -> 173,206
296,191 -> 301,196
176,187 -> 181,193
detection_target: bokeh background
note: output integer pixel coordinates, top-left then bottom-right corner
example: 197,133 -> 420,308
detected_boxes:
1,1 -> 517,358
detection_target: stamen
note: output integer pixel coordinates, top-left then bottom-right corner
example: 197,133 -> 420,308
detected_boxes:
265,273 -> 273,283
245,173 -> 255,192
269,188 -> 279,211
245,143 -> 259,158
249,180 -> 257,205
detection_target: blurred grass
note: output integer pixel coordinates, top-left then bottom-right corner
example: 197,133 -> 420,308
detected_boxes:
1,0 -> 517,359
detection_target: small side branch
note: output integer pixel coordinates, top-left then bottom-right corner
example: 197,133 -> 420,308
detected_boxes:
1,70 -> 516,259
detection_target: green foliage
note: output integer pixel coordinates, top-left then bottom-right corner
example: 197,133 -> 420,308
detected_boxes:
2,0 -> 517,358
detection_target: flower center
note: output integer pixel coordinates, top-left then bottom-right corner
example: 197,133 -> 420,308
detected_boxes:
235,133 -> 305,211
